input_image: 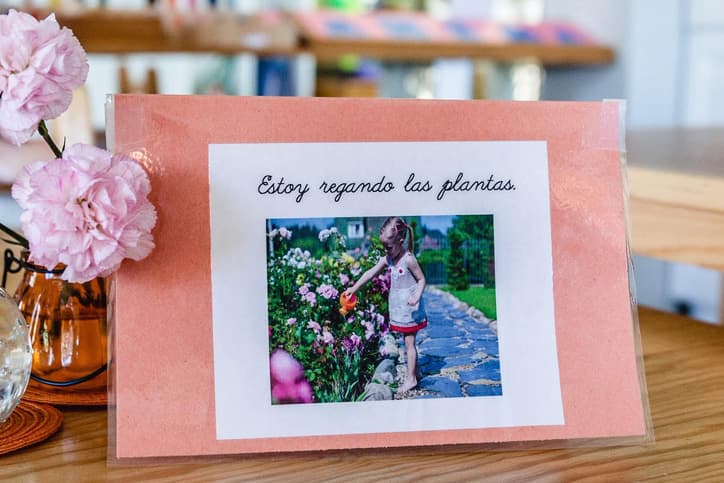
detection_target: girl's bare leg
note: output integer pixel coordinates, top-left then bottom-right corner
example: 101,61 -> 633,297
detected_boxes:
398,334 -> 418,393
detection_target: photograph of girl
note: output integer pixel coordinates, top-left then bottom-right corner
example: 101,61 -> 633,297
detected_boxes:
345,217 -> 427,394
267,214 -> 500,405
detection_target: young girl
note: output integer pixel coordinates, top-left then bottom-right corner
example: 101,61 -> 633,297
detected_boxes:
345,217 -> 426,394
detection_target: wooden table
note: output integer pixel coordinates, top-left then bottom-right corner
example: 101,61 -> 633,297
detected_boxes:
628,128 -> 724,271
2,307 -> 723,480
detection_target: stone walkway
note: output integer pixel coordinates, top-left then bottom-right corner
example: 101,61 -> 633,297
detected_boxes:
395,289 -> 502,399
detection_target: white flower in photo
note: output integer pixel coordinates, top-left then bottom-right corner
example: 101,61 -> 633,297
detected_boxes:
279,227 -> 292,239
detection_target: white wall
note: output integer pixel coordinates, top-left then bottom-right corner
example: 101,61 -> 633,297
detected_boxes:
541,0 -> 629,101
625,0 -> 683,128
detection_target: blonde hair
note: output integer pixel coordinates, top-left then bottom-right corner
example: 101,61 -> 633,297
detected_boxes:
380,217 -> 414,253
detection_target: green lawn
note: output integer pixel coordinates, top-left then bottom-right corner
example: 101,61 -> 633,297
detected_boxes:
440,286 -> 497,320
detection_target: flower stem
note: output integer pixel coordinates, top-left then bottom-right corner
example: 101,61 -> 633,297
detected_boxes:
37,120 -> 63,158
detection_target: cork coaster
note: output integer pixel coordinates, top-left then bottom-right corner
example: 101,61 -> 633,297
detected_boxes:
21,378 -> 108,407
0,401 -> 63,455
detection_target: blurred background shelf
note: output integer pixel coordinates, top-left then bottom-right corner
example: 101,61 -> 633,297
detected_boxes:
303,38 -> 613,63
51,9 -> 613,65
54,10 -> 300,56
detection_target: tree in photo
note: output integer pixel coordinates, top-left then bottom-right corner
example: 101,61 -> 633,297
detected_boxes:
446,228 -> 469,290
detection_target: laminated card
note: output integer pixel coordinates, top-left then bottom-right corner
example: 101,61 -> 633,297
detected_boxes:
110,96 -> 650,458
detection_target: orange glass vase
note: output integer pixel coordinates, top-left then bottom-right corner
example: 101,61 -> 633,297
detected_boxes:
13,257 -> 108,390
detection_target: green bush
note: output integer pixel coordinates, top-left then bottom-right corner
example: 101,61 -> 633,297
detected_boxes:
446,228 -> 468,290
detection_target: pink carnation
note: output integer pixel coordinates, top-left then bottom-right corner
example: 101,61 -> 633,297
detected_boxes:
0,10 -> 88,145
11,143 -> 157,282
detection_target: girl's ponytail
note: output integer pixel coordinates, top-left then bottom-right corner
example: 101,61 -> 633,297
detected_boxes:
406,223 -> 414,253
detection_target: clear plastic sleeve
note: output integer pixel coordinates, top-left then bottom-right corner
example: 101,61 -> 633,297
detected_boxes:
105,94 -> 652,465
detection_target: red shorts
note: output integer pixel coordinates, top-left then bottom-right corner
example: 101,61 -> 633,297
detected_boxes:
390,320 -> 428,334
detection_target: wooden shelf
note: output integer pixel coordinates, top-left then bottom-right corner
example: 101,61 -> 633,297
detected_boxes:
55,10 -> 300,56
628,128 -> 724,271
304,37 -> 614,64
50,9 -> 614,65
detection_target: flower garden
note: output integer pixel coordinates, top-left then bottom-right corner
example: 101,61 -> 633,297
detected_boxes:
267,227 -> 391,404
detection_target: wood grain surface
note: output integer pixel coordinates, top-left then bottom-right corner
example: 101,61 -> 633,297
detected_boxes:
305,39 -> 614,64
2,308 -> 723,481
628,128 -> 724,271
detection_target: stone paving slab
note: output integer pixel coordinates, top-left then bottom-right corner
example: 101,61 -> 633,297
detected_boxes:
457,360 -> 501,383
440,354 -> 478,370
420,325 -> 466,339
418,376 -> 464,398
466,384 -> 503,397
399,289 -> 502,399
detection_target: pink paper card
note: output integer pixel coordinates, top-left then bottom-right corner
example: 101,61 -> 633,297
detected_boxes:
110,95 -> 650,459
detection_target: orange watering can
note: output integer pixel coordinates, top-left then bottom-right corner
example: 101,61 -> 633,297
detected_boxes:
339,292 -> 357,316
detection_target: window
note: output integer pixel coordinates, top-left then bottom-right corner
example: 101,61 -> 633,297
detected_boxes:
347,221 -> 365,239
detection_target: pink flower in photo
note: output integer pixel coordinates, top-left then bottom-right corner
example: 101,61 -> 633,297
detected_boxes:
307,320 -> 321,333
271,378 -> 312,404
278,227 -> 292,240
286,317 -> 297,326
0,10 -> 88,145
269,348 -> 303,384
363,321 -> 375,340
315,283 -> 338,300
303,291 -> 316,306
269,349 -> 313,404
12,143 -> 157,282
319,327 -> 334,346
339,273 -> 350,286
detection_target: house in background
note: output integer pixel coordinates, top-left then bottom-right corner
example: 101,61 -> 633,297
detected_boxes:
332,216 -> 422,249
